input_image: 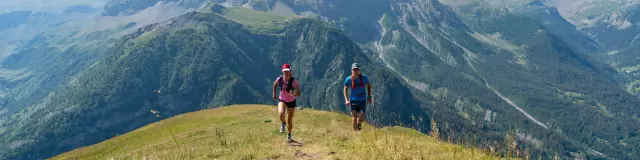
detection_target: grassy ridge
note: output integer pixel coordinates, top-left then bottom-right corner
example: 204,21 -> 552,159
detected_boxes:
51,105 -> 499,160
208,5 -> 299,34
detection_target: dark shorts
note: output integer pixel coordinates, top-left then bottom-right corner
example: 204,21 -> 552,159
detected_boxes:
350,100 -> 366,112
279,99 -> 297,108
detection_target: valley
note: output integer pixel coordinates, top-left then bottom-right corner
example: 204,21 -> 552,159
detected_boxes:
1,0 -> 639,159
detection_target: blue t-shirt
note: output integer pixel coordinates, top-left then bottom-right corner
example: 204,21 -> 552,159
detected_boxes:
344,74 -> 369,101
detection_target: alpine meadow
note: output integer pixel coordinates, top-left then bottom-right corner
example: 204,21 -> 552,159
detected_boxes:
0,0 -> 639,159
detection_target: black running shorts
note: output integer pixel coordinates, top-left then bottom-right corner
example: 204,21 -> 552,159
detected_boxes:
350,100 -> 366,112
279,99 -> 297,108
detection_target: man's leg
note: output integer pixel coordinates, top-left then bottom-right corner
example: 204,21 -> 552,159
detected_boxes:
357,111 -> 365,130
278,101 -> 286,133
358,104 -> 366,125
350,107 -> 359,131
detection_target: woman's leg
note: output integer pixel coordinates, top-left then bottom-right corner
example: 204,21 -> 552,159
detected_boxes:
278,102 -> 286,122
287,107 -> 295,134
278,101 -> 286,133
286,101 -> 296,140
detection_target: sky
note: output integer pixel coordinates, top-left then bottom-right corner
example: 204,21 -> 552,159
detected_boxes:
0,0 -> 108,13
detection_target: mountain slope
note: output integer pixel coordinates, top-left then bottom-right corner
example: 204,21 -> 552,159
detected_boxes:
445,1 -> 640,158
50,105 -> 499,160
0,9 -> 96,61
365,0 -> 640,159
98,0 -> 640,158
4,0 -> 640,159
573,2 -> 640,97
0,7 -> 428,160
515,0 -> 602,53
101,0 -> 206,16
520,0 -> 640,97
0,0 -> 219,144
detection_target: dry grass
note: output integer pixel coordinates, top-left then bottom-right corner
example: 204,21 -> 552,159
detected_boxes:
51,104 -> 502,160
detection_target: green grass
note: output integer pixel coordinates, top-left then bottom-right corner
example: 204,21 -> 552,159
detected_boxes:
199,6 -> 301,34
222,7 -> 293,27
119,29 -> 159,61
563,91 -> 585,99
595,103 -> 614,118
378,13 -> 395,31
135,28 -> 159,44
557,90 -> 615,117
606,50 -> 620,56
470,32 -> 528,66
627,80 -> 640,94
51,105 -> 501,160
618,64 -> 640,74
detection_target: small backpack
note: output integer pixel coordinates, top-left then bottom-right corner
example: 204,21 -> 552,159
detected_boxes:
350,74 -> 366,97
350,74 -> 365,89
278,76 -> 295,93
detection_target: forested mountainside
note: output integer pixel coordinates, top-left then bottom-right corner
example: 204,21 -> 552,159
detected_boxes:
1,0 -> 640,159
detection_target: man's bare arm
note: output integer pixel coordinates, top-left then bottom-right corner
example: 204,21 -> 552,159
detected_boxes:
343,86 -> 349,101
367,83 -> 372,98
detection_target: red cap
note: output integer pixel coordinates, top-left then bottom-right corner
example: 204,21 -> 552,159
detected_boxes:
282,63 -> 291,71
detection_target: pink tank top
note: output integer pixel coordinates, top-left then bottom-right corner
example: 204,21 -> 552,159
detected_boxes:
276,76 -> 299,102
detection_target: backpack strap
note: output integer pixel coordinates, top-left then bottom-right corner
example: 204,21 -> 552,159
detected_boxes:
287,77 -> 295,92
278,76 -> 295,92
350,74 -> 366,97
278,76 -> 284,90
351,74 -> 365,89
359,74 -> 364,88
351,75 -> 356,88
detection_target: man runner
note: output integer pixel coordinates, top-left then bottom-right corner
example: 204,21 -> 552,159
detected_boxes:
272,63 -> 301,141
343,63 -> 373,131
